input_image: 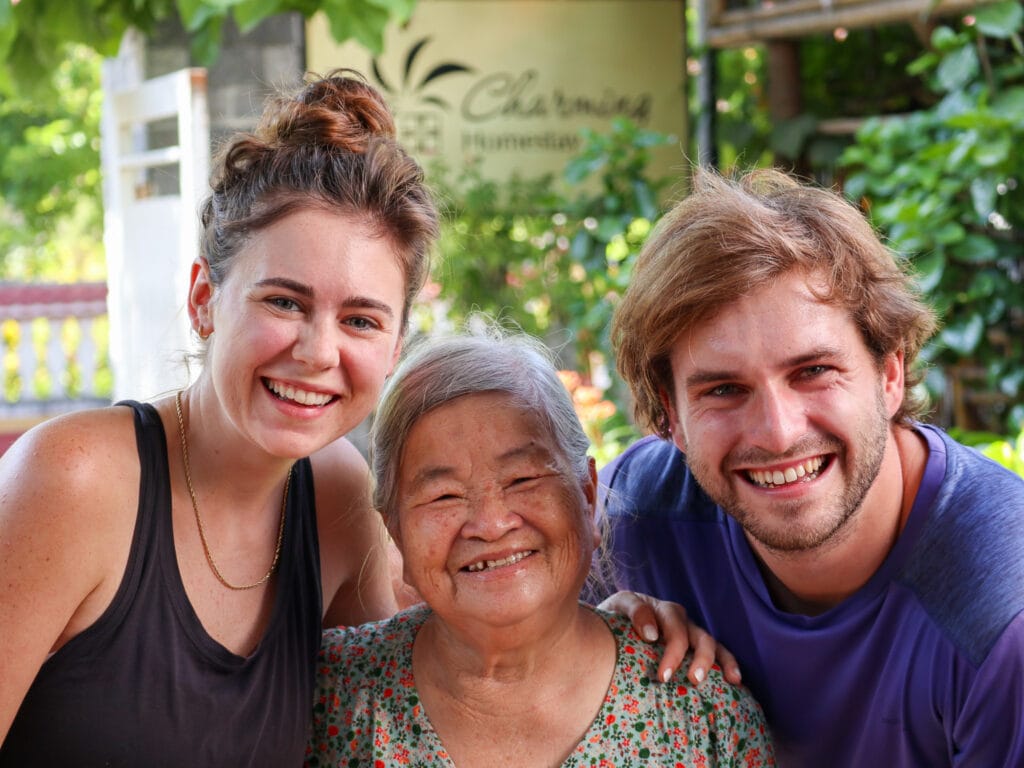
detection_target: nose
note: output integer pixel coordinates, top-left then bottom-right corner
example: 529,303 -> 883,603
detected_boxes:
748,383 -> 806,455
460,488 -> 523,541
292,318 -> 341,370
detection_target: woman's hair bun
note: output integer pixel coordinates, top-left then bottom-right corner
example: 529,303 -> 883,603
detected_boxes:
257,68 -> 396,154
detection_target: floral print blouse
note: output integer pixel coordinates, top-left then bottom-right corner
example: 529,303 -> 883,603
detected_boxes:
306,604 -> 775,767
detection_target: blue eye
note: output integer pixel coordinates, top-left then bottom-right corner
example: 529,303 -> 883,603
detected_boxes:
269,296 -> 300,311
800,365 -> 831,378
708,384 -> 741,397
345,316 -> 380,331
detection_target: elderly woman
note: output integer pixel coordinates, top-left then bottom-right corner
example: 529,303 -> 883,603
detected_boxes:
306,328 -> 775,767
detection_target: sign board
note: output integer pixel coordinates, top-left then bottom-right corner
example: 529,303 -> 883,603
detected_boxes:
307,0 -> 688,190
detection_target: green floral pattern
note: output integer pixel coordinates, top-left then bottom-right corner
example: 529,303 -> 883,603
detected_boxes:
307,605 -> 775,767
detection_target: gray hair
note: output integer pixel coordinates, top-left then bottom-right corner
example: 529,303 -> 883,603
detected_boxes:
370,324 -> 592,528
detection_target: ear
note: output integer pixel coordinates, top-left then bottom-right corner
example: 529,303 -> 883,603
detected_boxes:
582,456 -> 601,548
188,258 -> 214,336
658,387 -> 687,453
882,349 -> 905,419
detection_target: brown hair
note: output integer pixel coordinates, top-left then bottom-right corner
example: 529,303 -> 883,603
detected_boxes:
199,69 -> 438,328
612,167 -> 938,437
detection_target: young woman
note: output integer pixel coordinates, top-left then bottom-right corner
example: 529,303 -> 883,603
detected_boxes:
0,70 -> 437,766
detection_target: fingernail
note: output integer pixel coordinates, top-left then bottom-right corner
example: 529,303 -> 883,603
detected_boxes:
661,667 -> 673,683
694,667 -> 706,684
642,624 -> 658,642
730,666 -> 742,682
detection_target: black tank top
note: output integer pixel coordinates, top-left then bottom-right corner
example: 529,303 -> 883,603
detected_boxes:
1,401 -> 323,767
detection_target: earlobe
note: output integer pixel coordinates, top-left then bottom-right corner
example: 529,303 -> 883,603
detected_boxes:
658,387 -> 687,453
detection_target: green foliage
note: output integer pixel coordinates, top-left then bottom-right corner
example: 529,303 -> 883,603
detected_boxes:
0,44 -> 105,281
432,118 -> 672,373
950,427 -> 1024,477
840,1 -> 1024,433
428,118 -> 675,463
703,18 -> 951,174
0,0 -> 416,97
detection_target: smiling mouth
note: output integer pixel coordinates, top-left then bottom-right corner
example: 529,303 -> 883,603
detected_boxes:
746,456 -> 829,488
264,378 -> 337,407
464,550 -> 536,573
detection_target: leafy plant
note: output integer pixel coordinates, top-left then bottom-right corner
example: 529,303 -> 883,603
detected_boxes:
0,0 -> 418,97
950,427 -> 1024,477
0,44 -> 105,281
427,118 -> 675,460
840,0 -> 1024,433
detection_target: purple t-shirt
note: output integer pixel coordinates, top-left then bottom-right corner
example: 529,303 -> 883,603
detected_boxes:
598,423 -> 1024,766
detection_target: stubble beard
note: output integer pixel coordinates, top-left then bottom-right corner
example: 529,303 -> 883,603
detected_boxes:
690,391 -> 890,554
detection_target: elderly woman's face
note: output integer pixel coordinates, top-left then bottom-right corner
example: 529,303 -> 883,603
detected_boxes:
392,391 -> 598,630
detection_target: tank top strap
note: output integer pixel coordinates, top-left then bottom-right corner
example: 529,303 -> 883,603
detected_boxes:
83,399 -> 172,643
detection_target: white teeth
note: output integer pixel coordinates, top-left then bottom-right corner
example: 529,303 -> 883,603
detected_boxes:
465,551 -> 533,572
266,380 -> 333,406
748,456 -> 824,488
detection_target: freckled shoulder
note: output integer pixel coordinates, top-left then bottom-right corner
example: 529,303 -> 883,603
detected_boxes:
2,405 -> 143,533
0,405 -> 144,736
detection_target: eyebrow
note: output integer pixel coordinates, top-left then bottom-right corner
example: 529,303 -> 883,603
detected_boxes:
255,277 -> 313,297
406,442 -> 551,489
684,346 -> 845,389
254,277 -> 396,318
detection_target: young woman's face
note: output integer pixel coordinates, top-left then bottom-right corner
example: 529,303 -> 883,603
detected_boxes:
191,208 -> 406,459
392,392 -> 598,634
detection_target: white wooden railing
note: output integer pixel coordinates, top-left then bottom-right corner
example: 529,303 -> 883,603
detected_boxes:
0,282 -> 111,454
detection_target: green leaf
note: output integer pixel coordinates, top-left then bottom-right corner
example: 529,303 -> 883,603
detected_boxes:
937,43 -> 979,91
1003,369 -> 1024,398
930,25 -> 961,50
940,313 -> 985,355
189,14 -> 227,65
912,250 -> 946,294
177,0 -> 228,32
0,7 -> 16,64
991,87 -> 1024,121
233,0 -> 282,33
952,233 -> 999,264
974,0 -> 1024,39
970,177 -> 997,219
368,0 -> 418,24
974,133 -> 1011,166
933,221 -> 966,245
595,216 -> 624,242
323,0 -> 391,54
963,269 -> 997,300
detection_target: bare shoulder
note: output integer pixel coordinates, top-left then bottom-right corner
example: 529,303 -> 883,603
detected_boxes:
310,437 -> 397,625
309,435 -> 373,512
1,405 -> 141,504
0,405 -> 143,730
310,437 -> 376,562
0,407 -> 143,586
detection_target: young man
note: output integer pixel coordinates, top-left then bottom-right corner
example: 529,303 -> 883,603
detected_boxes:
600,168 -> 1024,766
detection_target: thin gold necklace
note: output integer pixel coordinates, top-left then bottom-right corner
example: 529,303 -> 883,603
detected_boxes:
174,390 -> 290,591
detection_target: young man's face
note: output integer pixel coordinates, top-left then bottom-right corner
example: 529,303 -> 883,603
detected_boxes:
662,270 -> 904,555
